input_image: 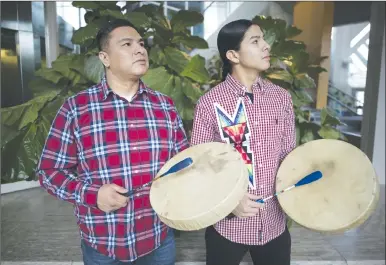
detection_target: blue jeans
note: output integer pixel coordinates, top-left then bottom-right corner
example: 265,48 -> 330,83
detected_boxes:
81,229 -> 175,265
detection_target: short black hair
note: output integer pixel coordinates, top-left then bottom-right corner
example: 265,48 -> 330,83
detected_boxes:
96,19 -> 139,51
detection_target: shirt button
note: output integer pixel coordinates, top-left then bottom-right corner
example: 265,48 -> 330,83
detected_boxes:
130,124 -> 134,127
137,215 -> 142,219
135,170 -> 139,174
257,142 -> 261,146
259,164 -> 263,168
134,147 -> 137,150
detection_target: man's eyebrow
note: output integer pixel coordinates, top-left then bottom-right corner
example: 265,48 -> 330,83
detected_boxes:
250,35 -> 262,40
118,37 -> 144,43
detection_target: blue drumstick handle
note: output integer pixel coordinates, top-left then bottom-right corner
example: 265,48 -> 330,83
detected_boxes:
159,157 -> 193,177
255,170 -> 323,203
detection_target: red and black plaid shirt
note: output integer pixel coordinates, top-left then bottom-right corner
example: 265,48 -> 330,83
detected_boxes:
36,76 -> 189,261
191,74 -> 296,245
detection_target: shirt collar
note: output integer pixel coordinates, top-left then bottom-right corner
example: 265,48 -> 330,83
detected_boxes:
98,75 -> 150,101
224,74 -> 266,96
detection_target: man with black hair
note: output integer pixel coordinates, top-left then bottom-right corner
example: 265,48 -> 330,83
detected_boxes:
37,19 -> 188,265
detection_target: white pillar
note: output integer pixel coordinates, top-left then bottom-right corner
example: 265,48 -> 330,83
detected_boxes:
44,1 -> 59,68
373,29 -> 385,185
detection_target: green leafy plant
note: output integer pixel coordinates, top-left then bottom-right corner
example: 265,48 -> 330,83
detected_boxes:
208,16 -> 346,146
1,1 -> 209,183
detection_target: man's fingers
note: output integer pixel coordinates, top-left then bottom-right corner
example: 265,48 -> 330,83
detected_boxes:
239,212 -> 258,218
111,184 -> 128,194
246,193 -> 262,201
112,193 -> 128,207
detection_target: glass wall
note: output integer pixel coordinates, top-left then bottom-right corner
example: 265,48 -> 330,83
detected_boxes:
1,28 -> 23,107
330,21 -> 370,116
0,1 -> 86,107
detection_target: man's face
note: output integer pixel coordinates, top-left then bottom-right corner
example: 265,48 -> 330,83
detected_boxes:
99,26 -> 149,78
234,25 -> 271,72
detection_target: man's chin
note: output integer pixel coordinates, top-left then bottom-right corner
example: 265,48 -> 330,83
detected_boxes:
133,68 -> 149,78
259,62 -> 270,72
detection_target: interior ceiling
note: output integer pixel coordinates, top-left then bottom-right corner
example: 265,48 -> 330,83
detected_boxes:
280,1 -> 372,27
333,1 -> 371,26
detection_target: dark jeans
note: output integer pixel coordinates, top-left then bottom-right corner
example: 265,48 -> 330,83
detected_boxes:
81,229 -> 175,265
205,225 -> 291,265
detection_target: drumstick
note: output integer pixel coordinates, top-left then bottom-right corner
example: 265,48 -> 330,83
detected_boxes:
118,157 -> 193,197
256,170 -> 323,203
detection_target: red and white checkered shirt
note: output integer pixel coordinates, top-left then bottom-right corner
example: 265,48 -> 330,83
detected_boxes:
37,76 -> 189,261
190,74 -> 296,245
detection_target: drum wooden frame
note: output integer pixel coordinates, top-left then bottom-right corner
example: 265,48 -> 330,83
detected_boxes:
276,139 -> 380,233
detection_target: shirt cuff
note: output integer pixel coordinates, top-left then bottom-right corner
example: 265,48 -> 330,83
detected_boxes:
76,183 -> 101,208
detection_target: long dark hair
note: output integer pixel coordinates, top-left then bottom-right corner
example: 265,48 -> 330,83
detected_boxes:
217,19 -> 253,81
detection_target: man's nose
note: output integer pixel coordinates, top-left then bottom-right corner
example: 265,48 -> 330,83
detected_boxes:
135,45 -> 146,55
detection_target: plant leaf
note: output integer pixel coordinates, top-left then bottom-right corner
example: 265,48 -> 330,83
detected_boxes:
1,91 -> 58,130
318,126 -> 341,139
181,77 -> 203,102
99,9 -> 125,19
286,25 -> 302,38
266,70 -> 294,84
35,68 -> 65,84
149,46 -> 166,66
301,128 -> 315,144
164,47 -> 189,74
180,55 -> 210,83
295,125 -> 301,146
126,12 -> 151,28
71,21 -> 101,46
263,28 -> 277,46
173,77 -> 194,121
171,10 -> 204,33
29,78 -> 61,97
172,35 -> 208,49
141,67 -> 174,96
1,128 -> 27,182
320,108 -> 342,126
294,73 -> 316,89
72,1 -> 101,9
84,55 -> 104,83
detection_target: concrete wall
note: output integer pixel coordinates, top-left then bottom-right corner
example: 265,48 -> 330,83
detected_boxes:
373,30 -> 385,185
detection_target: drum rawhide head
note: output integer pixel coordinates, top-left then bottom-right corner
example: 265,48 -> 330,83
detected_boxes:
149,142 -> 249,231
276,139 -> 380,233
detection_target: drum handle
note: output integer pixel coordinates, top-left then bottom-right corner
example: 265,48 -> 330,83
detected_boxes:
119,157 -> 193,197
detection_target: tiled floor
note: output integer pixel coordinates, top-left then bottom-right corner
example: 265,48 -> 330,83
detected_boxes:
1,186 -> 385,264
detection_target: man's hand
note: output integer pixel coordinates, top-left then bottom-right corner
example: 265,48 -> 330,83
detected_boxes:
232,193 -> 264,218
97,184 -> 129,213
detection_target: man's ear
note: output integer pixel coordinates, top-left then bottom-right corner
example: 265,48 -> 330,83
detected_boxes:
226,50 -> 240,64
98,51 -> 110,68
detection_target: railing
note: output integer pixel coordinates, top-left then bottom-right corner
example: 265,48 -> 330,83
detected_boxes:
327,94 -> 360,117
328,81 -> 364,115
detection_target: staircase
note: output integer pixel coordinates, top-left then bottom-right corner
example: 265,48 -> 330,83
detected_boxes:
308,83 -> 363,147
